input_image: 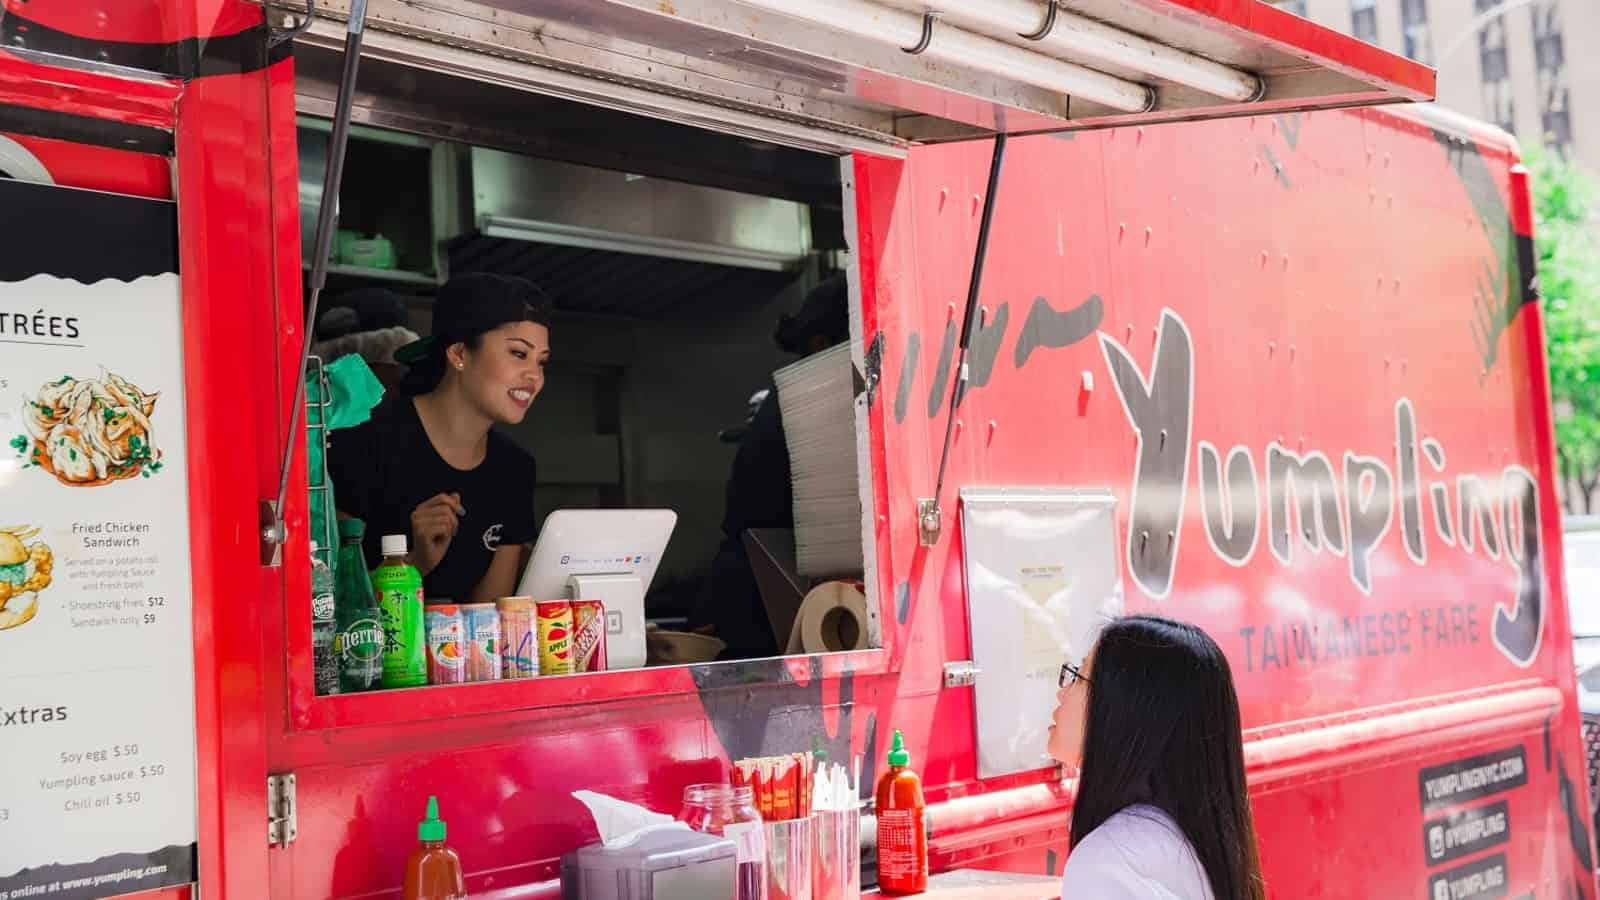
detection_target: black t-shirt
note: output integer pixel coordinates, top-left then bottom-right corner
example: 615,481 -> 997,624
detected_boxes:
687,383 -> 792,657
328,396 -> 538,602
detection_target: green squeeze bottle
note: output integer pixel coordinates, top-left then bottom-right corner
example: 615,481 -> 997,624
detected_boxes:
335,519 -> 385,693
374,534 -> 427,689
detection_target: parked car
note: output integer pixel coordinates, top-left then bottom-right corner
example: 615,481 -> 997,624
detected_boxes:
1569,517 -> 1600,714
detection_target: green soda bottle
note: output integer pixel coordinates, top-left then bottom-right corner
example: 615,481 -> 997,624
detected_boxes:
335,519 -> 384,693
374,533 -> 427,689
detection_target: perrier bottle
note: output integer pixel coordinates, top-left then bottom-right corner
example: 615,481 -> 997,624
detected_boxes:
334,518 -> 384,692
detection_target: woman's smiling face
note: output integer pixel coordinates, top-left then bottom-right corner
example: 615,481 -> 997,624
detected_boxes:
451,321 -> 551,425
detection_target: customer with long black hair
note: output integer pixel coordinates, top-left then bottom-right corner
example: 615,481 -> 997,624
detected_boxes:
1048,615 -> 1265,899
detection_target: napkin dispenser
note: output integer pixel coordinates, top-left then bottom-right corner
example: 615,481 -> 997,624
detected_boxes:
560,826 -> 737,900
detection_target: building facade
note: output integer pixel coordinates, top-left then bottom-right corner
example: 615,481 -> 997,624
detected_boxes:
1270,0 -> 1599,173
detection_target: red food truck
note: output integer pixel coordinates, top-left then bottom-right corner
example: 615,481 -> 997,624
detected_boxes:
0,1 -> 1591,898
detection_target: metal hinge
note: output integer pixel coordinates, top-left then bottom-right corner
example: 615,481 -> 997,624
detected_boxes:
267,0 -> 317,48
268,772 -> 298,847
943,661 -> 981,689
259,499 -> 285,567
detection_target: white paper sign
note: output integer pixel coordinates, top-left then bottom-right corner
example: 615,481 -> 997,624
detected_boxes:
0,193 -> 197,900
960,488 -> 1123,779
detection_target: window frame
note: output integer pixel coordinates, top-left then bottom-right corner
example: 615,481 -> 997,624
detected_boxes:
280,119 -> 895,736
1477,0 -> 1516,135
1351,0 -> 1380,46
1400,0 -> 1433,63
1531,0 -> 1573,155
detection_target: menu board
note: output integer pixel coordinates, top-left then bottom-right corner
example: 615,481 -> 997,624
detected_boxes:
0,180 -> 197,899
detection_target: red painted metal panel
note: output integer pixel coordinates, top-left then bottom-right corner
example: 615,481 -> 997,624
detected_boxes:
267,655 -> 896,895
0,131 -> 171,197
269,653 -> 893,895
168,6 -> 283,895
1251,725 -> 1577,898
289,713 -> 718,896
1,1 -> 179,45
260,100 -> 1587,899
0,0 -> 262,47
870,110 -> 1556,718
0,14 -> 281,898
3,5 -> 1584,897
855,105 -> 1592,894
0,53 -> 179,129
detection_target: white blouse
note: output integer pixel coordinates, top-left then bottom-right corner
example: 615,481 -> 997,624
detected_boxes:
1059,805 -> 1216,899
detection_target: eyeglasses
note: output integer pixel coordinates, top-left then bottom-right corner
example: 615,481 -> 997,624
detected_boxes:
1059,662 -> 1089,689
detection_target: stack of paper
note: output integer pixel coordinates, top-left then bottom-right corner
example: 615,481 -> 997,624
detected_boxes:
774,342 -> 863,577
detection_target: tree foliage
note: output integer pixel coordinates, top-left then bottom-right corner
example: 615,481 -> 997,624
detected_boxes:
1527,147 -> 1600,513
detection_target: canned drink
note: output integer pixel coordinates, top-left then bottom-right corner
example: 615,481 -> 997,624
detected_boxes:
462,603 -> 502,682
572,599 -> 608,673
498,597 -> 538,678
426,605 -> 467,685
536,600 -> 575,676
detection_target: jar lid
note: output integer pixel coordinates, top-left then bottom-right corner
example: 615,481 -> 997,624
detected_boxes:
682,783 -> 754,806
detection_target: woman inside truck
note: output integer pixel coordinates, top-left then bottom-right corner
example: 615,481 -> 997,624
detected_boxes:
328,272 -> 552,605
1049,615 -> 1265,900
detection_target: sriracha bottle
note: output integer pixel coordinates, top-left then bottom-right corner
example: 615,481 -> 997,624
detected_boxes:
874,730 -> 928,894
401,796 -> 466,900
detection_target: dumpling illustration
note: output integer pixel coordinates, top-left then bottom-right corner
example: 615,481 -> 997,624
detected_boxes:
15,370 -> 162,487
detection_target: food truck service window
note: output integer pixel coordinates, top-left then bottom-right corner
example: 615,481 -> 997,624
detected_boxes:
283,74 -> 884,728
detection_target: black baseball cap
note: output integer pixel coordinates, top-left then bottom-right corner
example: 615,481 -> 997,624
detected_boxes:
775,273 -> 849,355
394,272 -> 553,366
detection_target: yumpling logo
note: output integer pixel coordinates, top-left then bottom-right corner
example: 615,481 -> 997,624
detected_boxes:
1098,308 -> 1546,668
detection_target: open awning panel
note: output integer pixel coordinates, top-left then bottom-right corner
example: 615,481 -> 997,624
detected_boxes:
298,0 -> 1435,152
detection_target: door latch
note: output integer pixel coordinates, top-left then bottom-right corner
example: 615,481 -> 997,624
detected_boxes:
917,498 -> 941,546
943,661 -> 980,689
268,772 -> 297,847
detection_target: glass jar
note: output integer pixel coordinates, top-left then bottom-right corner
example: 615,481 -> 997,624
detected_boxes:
679,784 -> 767,900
